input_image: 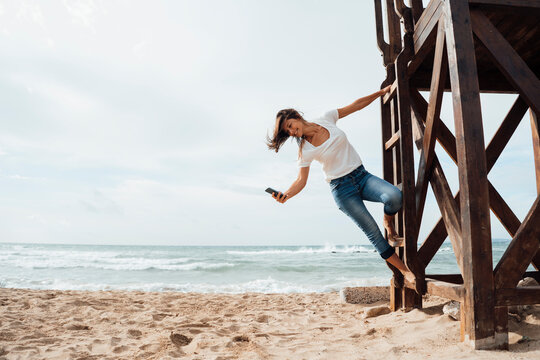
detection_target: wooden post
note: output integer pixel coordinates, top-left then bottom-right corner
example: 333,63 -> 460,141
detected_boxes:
444,0 -> 496,350
530,110 -> 540,270
396,51 -> 423,305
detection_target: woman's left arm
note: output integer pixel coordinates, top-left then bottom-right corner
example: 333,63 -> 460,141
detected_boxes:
337,85 -> 391,119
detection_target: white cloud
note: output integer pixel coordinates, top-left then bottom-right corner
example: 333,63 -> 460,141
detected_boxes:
0,0 -> 532,246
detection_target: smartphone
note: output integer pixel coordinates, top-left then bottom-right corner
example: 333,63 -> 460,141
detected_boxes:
265,187 -> 287,199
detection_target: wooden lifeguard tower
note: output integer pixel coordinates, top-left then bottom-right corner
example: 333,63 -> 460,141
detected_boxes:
373,0 -> 540,350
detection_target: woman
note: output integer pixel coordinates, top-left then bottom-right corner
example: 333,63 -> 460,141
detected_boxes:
266,86 -> 415,283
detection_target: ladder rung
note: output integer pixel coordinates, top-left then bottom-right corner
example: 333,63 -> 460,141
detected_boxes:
382,81 -> 398,104
385,130 -> 401,150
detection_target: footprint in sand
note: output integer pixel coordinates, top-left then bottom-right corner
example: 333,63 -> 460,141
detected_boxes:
232,335 -> 249,342
255,314 -> 269,323
113,345 -> 128,353
127,329 -> 142,338
365,328 -> 377,335
152,313 -> 171,321
170,333 -> 192,347
65,324 -> 91,330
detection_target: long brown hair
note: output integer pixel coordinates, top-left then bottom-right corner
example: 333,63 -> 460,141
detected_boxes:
266,108 -> 306,154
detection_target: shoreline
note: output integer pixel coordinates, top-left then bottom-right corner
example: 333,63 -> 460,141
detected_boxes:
1,287 -> 539,359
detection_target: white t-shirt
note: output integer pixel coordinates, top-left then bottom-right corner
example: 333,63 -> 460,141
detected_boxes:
297,109 -> 363,182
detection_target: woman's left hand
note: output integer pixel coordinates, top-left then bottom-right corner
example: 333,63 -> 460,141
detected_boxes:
272,192 -> 288,204
382,85 -> 391,94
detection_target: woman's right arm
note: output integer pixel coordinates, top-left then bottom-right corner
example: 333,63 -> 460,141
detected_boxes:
272,166 -> 310,204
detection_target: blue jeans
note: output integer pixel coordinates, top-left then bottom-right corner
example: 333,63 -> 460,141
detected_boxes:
330,165 -> 402,259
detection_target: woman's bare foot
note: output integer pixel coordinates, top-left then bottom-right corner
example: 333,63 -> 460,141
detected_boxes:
402,270 -> 416,285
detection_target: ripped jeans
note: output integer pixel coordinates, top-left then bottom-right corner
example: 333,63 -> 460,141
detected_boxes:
330,165 -> 402,259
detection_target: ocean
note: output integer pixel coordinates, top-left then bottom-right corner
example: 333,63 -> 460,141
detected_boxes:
0,241 -> 516,293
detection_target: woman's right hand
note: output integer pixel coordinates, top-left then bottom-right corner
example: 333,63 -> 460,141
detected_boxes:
272,192 -> 288,204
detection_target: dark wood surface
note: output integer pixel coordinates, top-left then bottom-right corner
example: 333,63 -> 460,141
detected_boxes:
415,19 -> 448,230
494,197 -> 540,289
425,279 -> 464,301
445,0 -> 495,345
495,287 -> 540,306
410,2 -> 540,92
470,9 -> 540,113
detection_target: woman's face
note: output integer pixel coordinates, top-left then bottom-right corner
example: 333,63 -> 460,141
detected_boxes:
282,118 -> 303,138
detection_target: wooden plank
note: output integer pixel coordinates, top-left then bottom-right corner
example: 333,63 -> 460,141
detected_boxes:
386,0 -> 402,61
445,0 -> 495,348
414,1 -> 444,54
469,0 -> 540,8
495,287 -> 540,306
411,112 -> 464,275
488,182 -> 521,236
531,111 -> 540,194
374,0 -> 391,65
395,52 -> 425,303
381,71 -> 401,312
426,279 -> 464,301
409,24 -> 438,77
383,80 -> 398,104
385,130 -> 401,150
530,110 -> 540,270
415,19 -> 448,228
410,88 -> 524,247
395,54 -> 421,272
485,97 -> 528,173
494,196 -> 540,289
494,306 -> 509,350
470,10 -> 540,114
425,274 -> 464,284
411,89 -> 524,240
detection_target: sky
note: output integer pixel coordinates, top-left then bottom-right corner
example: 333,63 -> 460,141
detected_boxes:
0,0 -> 537,246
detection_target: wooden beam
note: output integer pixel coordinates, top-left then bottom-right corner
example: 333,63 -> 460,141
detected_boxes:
425,274 -> 464,284
494,306 -> 509,350
374,0 -> 391,66
381,71 -> 402,312
383,80 -> 398,104
396,54 -> 421,272
495,287 -> 540,306
409,24 -> 438,78
494,196 -> 540,289
531,110 -> 540,195
386,0 -> 402,61
532,109 -> 540,271
488,182 -> 521,236
445,0 -> 495,348
411,107 -> 464,276
410,88 -> 525,253
485,97 -> 528,172
415,19 -> 448,228
426,279 -> 464,301
469,0 -> 540,8
385,130 -> 401,150
411,89 -> 525,237
395,52 -> 424,305
413,0 -> 444,56
470,10 -> 540,115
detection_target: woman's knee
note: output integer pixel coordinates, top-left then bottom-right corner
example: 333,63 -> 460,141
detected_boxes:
382,188 -> 402,215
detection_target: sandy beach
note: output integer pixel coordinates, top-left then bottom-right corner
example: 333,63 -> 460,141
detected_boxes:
0,287 -> 538,359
